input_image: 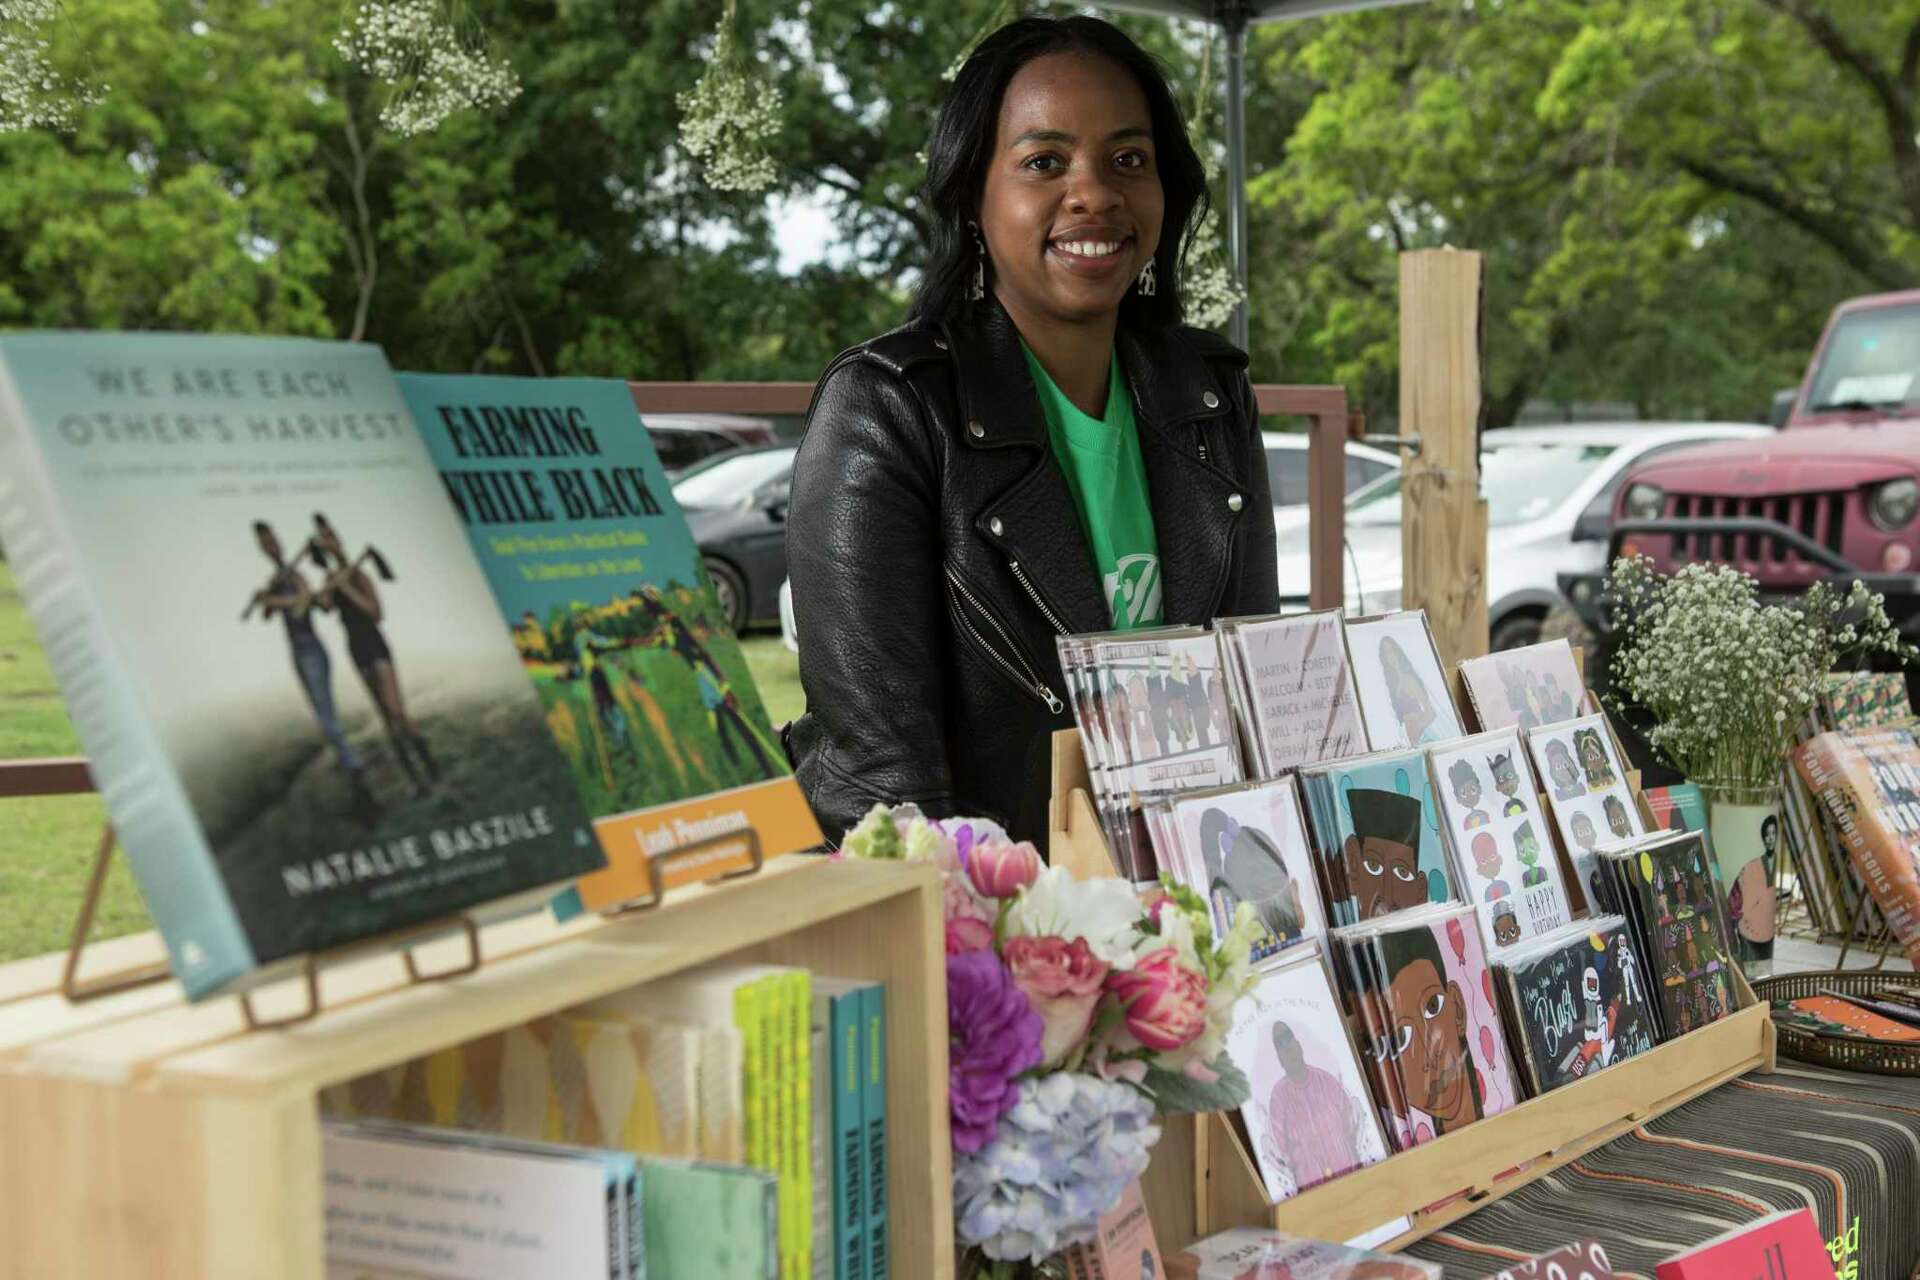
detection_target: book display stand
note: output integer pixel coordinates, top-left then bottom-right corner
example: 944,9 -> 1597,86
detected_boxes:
0,849 -> 953,1279
4,752 -> 782,1028
1046,728 -> 1777,1255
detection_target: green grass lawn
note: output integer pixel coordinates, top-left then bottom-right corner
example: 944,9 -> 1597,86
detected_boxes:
0,558 -> 807,964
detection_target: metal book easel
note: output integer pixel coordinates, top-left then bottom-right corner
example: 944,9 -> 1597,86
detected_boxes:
4,754 -> 771,1030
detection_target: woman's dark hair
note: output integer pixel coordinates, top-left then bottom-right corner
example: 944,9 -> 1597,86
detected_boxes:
909,15 -> 1209,329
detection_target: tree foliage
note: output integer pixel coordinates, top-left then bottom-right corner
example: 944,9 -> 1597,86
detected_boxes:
0,0 -> 1908,424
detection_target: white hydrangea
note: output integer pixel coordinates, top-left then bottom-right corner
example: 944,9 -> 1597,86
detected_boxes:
676,1 -> 782,194
0,0 -> 106,134
334,0 -> 520,139
1604,556 -> 1915,791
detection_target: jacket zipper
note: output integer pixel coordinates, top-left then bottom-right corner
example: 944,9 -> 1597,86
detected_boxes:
945,565 -> 1065,715
1006,559 -> 1070,637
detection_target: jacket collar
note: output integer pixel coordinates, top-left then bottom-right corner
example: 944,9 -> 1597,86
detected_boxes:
939,298 -> 1247,632
939,297 -> 1234,449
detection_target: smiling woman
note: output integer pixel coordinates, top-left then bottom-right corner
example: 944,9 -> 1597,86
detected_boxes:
782,16 -> 1279,844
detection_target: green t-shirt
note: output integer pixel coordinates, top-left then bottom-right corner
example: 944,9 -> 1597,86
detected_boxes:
1020,342 -> 1163,629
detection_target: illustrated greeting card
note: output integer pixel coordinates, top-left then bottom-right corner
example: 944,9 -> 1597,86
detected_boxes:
1526,713 -> 1645,911
1344,611 -> 1464,750
1428,729 -> 1572,954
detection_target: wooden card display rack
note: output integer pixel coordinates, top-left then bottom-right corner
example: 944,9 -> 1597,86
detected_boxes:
0,855 -> 954,1280
1046,728 -> 1777,1256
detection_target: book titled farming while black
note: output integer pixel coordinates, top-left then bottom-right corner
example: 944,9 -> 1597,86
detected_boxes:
400,375 -> 822,913
0,335 -> 606,999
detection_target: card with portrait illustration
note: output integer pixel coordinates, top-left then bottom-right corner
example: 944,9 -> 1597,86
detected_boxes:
1427,729 -> 1573,955
1459,638 -> 1593,732
1525,712 -> 1644,913
1492,917 -> 1658,1097
1344,611 -> 1464,751
1225,944 -> 1390,1203
1299,749 -> 1455,927
1160,776 -> 1328,966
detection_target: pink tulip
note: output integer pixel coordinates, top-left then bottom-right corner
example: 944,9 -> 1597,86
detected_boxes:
967,838 -> 1043,900
1106,947 -> 1207,1053
1003,934 -> 1109,1066
945,916 -> 995,955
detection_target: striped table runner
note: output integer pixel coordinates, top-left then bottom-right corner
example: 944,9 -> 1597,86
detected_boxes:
1404,1064 -> 1920,1279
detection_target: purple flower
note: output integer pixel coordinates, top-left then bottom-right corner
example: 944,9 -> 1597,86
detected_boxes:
948,949 -> 1044,1154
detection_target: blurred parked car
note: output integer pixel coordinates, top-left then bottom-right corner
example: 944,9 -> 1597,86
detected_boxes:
672,444 -> 797,632
1264,433 -> 1399,515
1274,422 -> 1771,648
644,413 -> 780,477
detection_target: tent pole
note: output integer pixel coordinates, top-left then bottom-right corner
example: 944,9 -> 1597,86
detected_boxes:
1223,11 -> 1250,351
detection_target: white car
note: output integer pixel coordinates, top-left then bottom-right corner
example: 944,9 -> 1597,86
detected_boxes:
778,434 -> 1399,654
1274,422 -> 1773,648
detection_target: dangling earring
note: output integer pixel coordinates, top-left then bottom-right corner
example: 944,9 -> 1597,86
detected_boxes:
1136,257 -> 1157,297
968,221 -> 986,302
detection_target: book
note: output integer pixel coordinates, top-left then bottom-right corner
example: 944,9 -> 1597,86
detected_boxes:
322,1120 -> 633,1279
1592,831 -> 1740,1041
319,1011 -> 701,1158
862,981 -> 890,1280
1486,1239 -> 1617,1279
1459,639 -> 1589,732
1428,729 -> 1573,955
638,1157 -> 780,1280
809,991 -> 832,1280
1655,1207 -> 1839,1280
1818,671 -> 1913,732
1059,1180 -> 1163,1280
1216,610 -> 1368,776
1155,776 -> 1329,963
816,979 -> 873,1280
1343,610 -> 1464,749
1170,1228 -> 1440,1279
1331,902 -> 1520,1146
1493,918 -> 1658,1096
1525,713 -> 1645,912
1228,943 -> 1390,1198
399,374 -> 822,913
1299,749 -> 1453,925
0,334 -> 605,1000
579,965 -> 792,1238
1795,728 -> 1920,969
1769,994 -> 1920,1043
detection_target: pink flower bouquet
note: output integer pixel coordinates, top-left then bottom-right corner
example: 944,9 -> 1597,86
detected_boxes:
841,803 -> 1263,1272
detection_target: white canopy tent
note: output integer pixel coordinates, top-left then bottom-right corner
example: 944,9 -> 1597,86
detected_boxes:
1092,0 -> 1427,348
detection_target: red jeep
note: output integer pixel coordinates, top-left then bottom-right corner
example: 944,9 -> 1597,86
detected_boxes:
1564,289 -> 1920,634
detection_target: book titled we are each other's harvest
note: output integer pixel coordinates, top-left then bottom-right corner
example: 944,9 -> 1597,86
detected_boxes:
399,374 -> 821,912
0,334 -> 607,1000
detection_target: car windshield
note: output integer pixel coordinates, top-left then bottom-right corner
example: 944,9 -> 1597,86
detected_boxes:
1345,441 -> 1619,528
671,447 -> 797,509
1805,303 -> 1920,412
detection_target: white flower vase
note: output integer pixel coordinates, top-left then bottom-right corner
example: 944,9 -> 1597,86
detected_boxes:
1699,782 -> 1781,979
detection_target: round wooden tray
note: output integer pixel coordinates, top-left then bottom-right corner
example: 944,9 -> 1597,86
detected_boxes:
1754,969 -> 1920,1076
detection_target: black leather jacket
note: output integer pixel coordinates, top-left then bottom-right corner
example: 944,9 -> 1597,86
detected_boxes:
784,298 -> 1279,845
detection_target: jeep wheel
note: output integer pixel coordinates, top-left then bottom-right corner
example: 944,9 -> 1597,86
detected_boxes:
1491,610 -> 1545,652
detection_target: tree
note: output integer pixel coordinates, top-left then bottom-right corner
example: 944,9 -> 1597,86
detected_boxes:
1244,0 -> 1909,427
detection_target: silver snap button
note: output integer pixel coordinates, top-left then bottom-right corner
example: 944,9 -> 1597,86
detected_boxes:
1202,391 -> 1221,409
968,421 -> 986,440
934,337 -> 949,351
1227,493 -> 1244,513
989,516 -> 1004,536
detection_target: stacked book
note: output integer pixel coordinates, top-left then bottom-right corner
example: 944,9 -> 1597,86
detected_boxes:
321,962 -> 890,1280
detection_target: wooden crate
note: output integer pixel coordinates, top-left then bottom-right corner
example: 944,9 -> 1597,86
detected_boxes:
1046,728 -> 1777,1254
0,856 -> 953,1280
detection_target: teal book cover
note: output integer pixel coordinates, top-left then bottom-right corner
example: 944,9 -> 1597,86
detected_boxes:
862,983 -> 889,1280
0,334 -> 603,999
818,982 -> 868,1280
638,1158 -> 779,1280
1308,749 -> 1452,922
396,375 -> 820,913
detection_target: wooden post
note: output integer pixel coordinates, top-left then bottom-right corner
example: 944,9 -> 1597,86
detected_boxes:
1398,248 -> 1489,669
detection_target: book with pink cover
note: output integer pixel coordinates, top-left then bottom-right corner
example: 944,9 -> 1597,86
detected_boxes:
1655,1208 -> 1837,1280
1486,1239 -> 1617,1279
